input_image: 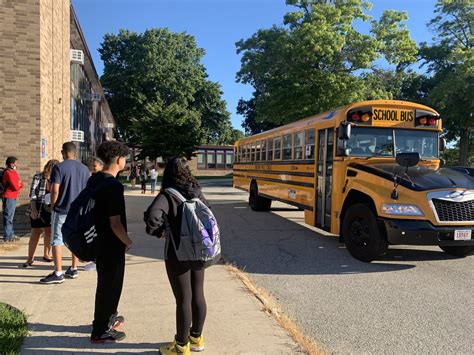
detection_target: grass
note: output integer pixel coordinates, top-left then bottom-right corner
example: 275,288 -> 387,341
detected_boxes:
0,303 -> 28,354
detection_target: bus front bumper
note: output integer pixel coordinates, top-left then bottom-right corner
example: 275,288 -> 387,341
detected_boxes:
381,219 -> 474,246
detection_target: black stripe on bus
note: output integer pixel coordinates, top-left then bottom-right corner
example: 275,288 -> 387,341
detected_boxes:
348,163 -> 425,191
233,173 -> 314,188
260,193 -> 313,211
233,168 -> 314,178
233,159 -> 315,166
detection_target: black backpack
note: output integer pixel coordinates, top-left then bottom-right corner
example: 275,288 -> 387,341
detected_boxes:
62,177 -> 113,262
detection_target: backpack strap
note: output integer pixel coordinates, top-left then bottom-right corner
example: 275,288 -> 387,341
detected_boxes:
165,188 -> 187,203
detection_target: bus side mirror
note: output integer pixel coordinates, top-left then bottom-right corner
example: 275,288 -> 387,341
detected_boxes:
396,152 -> 420,169
439,137 -> 446,152
337,122 -> 351,140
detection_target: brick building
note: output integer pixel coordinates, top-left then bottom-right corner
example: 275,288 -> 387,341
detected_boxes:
0,0 -> 114,222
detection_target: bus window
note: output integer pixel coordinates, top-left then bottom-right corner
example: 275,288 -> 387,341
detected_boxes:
251,142 -> 256,162
294,132 -> 303,160
262,140 -> 267,161
267,139 -> 273,161
274,137 -> 282,160
283,134 -> 292,160
305,129 -> 315,159
256,141 -> 262,161
243,145 -> 248,161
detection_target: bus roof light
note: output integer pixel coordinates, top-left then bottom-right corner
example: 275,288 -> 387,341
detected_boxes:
351,112 -> 361,121
428,118 -> 437,126
361,113 -> 370,122
419,117 -> 427,125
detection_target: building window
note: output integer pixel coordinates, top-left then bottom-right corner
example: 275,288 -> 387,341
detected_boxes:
274,137 -> 282,160
282,134 -> 292,160
197,150 -> 206,169
305,129 -> 315,159
207,151 -> 216,169
226,152 -> 233,168
216,150 -> 225,169
294,132 -> 303,160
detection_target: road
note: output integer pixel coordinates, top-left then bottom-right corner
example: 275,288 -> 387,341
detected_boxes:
206,182 -> 474,354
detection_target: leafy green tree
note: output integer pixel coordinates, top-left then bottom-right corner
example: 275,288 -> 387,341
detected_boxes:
417,0 -> 473,165
237,95 -> 278,135
99,28 -> 233,159
236,0 -> 417,126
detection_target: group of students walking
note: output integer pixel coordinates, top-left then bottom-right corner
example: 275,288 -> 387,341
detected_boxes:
128,162 -> 159,194
2,141 -> 210,354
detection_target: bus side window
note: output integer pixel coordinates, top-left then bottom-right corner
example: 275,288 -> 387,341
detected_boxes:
250,143 -> 255,162
294,132 -> 303,160
267,139 -> 273,161
262,140 -> 267,161
305,129 -> 315,159
274,137 -> 282,160
256,141 -> 262,161
283,134 -> 292,160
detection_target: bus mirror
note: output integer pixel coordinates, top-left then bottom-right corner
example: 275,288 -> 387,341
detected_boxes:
439,137 -> 446,152
337,123 -> 351,140
396,152 -> 420,169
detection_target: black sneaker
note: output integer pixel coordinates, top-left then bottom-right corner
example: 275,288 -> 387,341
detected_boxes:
65,266 -> 78,279
40,272 -> 65,284
91,329 -> 126,344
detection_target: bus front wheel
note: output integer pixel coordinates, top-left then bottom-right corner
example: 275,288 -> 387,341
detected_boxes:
249,182 -> 272,211
342,203 -> 388,262
439,245 -> 474,257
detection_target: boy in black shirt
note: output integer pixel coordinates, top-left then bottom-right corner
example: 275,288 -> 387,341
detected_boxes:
89,141 -> 132,343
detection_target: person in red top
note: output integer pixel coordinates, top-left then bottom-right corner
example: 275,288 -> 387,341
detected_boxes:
2,156 -> 24,242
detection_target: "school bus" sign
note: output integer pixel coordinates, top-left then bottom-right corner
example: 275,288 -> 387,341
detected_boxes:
372,108 -> 415,127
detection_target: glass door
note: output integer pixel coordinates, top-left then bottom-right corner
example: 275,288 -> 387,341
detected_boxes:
316,129 -> 334,231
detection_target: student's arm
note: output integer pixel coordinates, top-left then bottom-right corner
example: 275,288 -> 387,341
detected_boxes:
144,194 -> 169,236
50,183 -> 60,210
110,215 -> 133,250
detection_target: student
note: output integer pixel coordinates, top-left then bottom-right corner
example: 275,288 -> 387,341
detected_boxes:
23,159 -> 59,267
150,165 -> 158,194
144,158 -> 209,355
128,162 -> 137,189
40,142 -> 90,284
2,156 -> 24,243
139,165 -> 148,194
89,140 -> 132,343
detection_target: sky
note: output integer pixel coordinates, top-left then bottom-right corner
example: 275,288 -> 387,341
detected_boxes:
72,0 -> 438,130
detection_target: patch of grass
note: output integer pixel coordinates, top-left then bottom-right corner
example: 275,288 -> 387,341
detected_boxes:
0,303 -> 28,354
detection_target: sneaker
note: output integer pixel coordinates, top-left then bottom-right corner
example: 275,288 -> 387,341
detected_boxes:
65,266 -> 78,279
91,329 -> 126,344
110,315 -> 125,330
160,340 -> 190,355
40,272 -> 65,284
189,334 -> 205,352
5,235 -> 20,243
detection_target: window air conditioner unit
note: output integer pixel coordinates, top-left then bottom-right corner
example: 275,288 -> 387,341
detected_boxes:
71,130 -> 84,142
70,49 -> 84,65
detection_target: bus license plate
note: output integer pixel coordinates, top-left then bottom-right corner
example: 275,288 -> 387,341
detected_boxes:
454,230 -> 472,241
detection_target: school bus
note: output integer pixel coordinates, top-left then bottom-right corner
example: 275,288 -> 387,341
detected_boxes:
233,100 -> 474,262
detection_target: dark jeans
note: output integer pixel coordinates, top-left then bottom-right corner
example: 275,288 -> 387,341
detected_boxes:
2,198 -> 16,241
165,250 -> 207,344
92,252 -> 125,337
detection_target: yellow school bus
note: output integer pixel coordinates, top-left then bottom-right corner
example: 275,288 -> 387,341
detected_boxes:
233,100 -> 474,261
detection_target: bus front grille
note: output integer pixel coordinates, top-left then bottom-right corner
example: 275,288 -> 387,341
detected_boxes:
432,199 -> 474,222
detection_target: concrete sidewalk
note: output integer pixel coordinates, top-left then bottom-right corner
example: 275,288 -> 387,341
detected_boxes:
0,192 -> 300,354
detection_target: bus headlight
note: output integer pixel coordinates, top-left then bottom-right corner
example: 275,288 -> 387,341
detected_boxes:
381,204 -> 424,216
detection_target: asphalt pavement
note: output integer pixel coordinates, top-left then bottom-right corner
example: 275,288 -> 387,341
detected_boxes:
207,184 -> 474,354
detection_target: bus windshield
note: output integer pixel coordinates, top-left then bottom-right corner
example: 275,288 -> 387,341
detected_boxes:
345,127 -> 438,159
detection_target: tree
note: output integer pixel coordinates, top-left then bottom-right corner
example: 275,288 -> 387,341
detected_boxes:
237,95 -> 278,135
236,0 -> 417,126
99,28 -> 233,160
417,0 -> 473,165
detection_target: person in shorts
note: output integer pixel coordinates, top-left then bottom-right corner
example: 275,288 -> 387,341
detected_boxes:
23,159 -> 59,267
89,140 -> 132,343
40,142 -> 90,284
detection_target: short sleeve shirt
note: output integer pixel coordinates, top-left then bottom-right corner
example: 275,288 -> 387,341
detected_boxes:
50,159 -> 90,213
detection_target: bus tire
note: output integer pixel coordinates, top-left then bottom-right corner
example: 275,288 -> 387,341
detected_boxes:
439,245 -> 474,257
249,182 -> 271,211
342,203 -> 388,262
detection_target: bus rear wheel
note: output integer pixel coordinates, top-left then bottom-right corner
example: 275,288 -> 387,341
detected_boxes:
249,182 -> 271,211
439,245 -> 474,257
342,203 -> 388,262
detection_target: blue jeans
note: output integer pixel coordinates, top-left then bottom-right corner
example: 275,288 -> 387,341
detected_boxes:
150,180 -> 157,193
51,212 -> 67,246
2,198 -> 17,241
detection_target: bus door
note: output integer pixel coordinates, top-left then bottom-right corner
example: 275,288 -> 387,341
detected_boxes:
316,129 -> 334,231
